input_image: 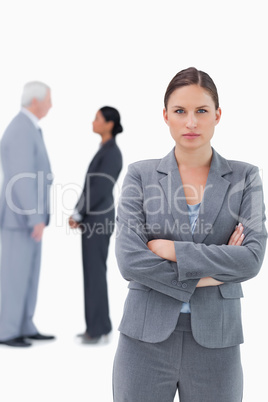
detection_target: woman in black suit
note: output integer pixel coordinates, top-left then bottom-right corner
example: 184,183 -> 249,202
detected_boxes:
69,106 -> 123,343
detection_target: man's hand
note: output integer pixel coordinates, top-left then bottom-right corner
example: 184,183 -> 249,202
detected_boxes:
31,222 -> 45,242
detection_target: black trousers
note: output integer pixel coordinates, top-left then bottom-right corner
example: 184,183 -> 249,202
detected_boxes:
81,217 -> 114,337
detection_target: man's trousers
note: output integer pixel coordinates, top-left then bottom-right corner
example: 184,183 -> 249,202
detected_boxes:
0,229 -> 41,340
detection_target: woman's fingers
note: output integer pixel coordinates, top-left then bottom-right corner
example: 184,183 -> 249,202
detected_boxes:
228,223 -> 244,246
235,231 -> 244,246
230,224 -> 244,245
197,277 -> 224,287
69,217 -> 79,229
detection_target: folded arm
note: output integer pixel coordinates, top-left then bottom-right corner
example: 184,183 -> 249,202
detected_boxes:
148,167 -> 266,284
116,163 -> 267,301
147,224 -> 245,287
115,164 -> 199,302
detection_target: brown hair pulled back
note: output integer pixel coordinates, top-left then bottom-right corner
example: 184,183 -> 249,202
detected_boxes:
164,67 -> 219,110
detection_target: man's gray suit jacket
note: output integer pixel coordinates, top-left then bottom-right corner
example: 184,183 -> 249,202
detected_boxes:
0,112 -> 52,229
115,148 -> 267,349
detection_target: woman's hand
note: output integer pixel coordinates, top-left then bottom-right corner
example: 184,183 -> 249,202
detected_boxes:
228,223 -> 244,246
69,217 -> 80,229
196,277 -> 224,287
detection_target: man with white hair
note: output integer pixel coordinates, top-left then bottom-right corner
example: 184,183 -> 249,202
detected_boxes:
0,81 -> 55,347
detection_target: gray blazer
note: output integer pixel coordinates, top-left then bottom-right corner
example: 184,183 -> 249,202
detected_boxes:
115,148 -> 267,348
0,112 -> 52,229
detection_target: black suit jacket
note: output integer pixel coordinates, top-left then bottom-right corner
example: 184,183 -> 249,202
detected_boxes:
76,138 -> 122,223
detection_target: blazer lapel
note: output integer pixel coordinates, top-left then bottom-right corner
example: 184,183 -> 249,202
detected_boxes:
157,148 -> 233,244
193,149 -> 232,243
158,149 -> 193,242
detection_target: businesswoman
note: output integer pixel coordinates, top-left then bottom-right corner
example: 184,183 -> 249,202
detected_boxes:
113,68 -> 267,401
69,106 -> 123,343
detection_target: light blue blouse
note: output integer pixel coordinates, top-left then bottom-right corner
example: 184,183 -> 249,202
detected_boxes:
180,203 -> 201,313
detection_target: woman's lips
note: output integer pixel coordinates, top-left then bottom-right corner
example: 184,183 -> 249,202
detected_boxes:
182,133 -> 200,139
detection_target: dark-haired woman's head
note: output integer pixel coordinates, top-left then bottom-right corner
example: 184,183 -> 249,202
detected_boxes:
163,67 -> 221,148
92,106 -> 123,138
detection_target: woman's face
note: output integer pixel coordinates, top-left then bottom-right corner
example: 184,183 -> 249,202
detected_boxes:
92,110 -> 112,135
163,85 -> 221,151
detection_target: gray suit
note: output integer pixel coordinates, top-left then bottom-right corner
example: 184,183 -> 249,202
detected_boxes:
113,148 -> 267,401
0,112 -> 52,340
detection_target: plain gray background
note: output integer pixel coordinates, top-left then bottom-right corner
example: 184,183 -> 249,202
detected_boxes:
0,1 -> 267,401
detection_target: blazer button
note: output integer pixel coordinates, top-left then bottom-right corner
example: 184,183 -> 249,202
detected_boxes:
181,283 -> 188,289
171,280 -> 178,286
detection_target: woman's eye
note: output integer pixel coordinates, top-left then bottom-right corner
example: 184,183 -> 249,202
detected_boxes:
197,109 -> 207,113
175,109 -> 184,114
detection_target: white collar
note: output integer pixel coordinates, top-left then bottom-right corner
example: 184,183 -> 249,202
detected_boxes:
20,107 -> 40,129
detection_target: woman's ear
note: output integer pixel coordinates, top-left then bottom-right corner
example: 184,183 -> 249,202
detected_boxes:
163,108 -> 169,125
107,120 -> 114,132
215,107 -> 222,126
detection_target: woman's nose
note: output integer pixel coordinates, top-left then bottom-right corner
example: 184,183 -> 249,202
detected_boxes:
186,113 -> 197,129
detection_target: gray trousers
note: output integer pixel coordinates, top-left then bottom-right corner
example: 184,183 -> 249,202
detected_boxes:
0,229 -> 41,341
113,314 -> 243,402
